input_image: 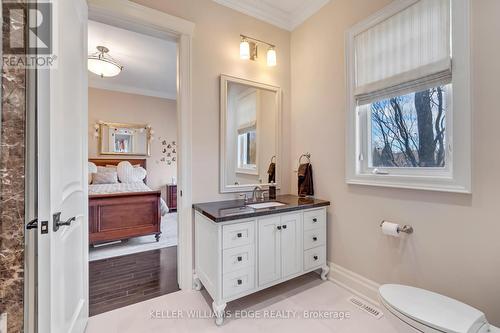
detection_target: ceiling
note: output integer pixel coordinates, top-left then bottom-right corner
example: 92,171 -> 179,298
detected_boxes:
213,0 -> 331,31
88,20 -> 177,100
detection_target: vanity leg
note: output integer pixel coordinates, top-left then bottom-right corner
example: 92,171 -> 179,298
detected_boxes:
192,273 -> 203,291
155,232 -> 161,242
212,301 -> 227,326
321,265 -> 330,281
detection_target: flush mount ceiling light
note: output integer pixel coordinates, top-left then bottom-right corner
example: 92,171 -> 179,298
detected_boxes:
239,35 -> 277,67
88,46 -> 123,78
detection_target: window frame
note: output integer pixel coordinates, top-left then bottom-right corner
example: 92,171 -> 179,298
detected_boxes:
345,0 -> 471,193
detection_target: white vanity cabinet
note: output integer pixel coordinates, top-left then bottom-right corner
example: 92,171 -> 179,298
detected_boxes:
193,207 -> 329,326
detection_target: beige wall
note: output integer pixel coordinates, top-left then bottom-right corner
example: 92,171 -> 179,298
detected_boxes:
132,0 -> 292,202
88,88 -> 177,195
291,0 -> 500,325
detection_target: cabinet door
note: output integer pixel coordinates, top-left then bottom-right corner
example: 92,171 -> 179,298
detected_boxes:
258,216 -> 281,286
281,213 -> 302,278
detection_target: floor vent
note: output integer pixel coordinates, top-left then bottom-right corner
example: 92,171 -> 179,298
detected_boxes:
349,297 -> 383,319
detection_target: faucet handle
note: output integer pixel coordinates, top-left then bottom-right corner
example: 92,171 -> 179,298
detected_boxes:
260,190 -> 268,200
239,193 -> 248,202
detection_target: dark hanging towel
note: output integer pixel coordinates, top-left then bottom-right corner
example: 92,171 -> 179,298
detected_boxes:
267,162 -> 276,183
298,163 -> 314,197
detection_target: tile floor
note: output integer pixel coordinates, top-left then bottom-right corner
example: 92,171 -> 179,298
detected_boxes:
85,273 -> 397,333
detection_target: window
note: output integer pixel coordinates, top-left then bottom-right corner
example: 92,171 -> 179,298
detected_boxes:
346,0 -> 471,192
237,124 -> 257,174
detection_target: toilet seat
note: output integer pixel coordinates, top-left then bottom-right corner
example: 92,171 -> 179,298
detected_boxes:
379,284 -> 488,333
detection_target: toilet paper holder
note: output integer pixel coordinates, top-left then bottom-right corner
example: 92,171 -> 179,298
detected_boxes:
380,221 -> 414,234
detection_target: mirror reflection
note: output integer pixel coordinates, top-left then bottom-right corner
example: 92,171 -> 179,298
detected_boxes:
221,76 -> 280,192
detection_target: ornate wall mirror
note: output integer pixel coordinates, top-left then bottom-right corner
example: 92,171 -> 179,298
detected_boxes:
220,75 -> 282,193
98,121 -> 152,156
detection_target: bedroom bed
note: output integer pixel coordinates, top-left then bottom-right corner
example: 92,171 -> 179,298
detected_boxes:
88,159 -> 168,246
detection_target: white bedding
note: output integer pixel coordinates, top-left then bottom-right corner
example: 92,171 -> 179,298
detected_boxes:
89,182 -> 169,216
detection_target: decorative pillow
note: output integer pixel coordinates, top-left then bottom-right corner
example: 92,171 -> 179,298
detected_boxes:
88,162 -> 97,184
117,161 -> 147,183
97,166 -> 116,173
92,171 -> 118,184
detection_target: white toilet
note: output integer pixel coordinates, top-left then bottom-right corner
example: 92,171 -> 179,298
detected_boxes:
379,284 -> 500,333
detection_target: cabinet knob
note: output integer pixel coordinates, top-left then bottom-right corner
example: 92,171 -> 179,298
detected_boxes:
313,236 -> 318,241
237,279 -> 243,285
313,255 -> 319,261
237,256 -> 242,262
282,225 -> 287,230
277,226 -> 282,230
237,233 -> 242,238
312,218 -> 318,223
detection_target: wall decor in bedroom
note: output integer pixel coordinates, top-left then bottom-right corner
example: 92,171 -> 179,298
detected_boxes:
161,140 -> 177,165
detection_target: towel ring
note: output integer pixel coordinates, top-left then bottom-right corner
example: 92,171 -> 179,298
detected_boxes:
299,153 -> 311,165
270,155 -> 276,163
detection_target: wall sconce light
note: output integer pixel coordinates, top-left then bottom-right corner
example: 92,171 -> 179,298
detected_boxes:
267,47 -> 277,67
240,34 -> 277,67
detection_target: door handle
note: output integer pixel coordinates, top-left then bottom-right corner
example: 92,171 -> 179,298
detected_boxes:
53,212 -> 76,232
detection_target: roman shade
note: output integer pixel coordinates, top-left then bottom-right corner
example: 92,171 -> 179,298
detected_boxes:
354,0 -> 451,105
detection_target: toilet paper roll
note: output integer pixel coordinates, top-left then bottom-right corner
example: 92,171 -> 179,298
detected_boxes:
381,221 -> 400,237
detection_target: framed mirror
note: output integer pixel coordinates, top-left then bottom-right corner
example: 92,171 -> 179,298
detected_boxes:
98,122 -> 152,156
220,75 -> 282,193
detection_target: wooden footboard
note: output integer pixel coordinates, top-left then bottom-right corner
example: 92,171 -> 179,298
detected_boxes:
89,191 -> 161,245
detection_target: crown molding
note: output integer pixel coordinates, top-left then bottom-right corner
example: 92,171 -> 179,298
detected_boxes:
213,0 -> 330,31
89,79 -> 177,100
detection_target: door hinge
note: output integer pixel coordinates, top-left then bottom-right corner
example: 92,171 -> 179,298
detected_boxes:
180,190 -> 183,197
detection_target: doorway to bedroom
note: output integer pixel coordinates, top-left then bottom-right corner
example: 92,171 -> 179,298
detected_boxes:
86,18 -> 179,316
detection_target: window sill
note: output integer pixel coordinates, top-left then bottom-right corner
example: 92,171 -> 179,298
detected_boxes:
346,175 -> 471,194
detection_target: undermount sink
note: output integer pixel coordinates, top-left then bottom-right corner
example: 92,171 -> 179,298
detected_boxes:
246,202 -> 286,209
221,207 -> 256,216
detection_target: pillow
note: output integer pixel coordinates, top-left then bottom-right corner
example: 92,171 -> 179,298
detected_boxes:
92,171 -> 118,184
97,166 -> 116,173
88,162 -> 97,185
117,161 -> 147,183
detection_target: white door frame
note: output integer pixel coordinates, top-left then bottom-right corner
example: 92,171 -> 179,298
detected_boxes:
87,0 -> 195,290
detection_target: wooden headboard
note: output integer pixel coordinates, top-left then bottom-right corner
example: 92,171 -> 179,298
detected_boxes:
89,158 -> 148,183
89,158 -> 147,169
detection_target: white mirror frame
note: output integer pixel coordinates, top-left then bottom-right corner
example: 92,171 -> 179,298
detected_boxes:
220,74 -> 282,193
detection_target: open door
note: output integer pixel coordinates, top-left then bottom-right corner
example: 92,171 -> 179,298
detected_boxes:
37,0 -> 89,332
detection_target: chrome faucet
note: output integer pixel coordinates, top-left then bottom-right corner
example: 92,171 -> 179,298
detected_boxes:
252,186 -> 263,202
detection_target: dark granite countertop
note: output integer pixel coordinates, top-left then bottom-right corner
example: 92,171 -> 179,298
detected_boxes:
192,194 -> 330,223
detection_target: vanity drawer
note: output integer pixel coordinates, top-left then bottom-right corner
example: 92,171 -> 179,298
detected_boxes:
304,229 -> 325,250
304,246 -> 326,271
223,244 -> 255,274
304,209 -> 326,231
223,221 -> 255,249
223,267 -> 255,299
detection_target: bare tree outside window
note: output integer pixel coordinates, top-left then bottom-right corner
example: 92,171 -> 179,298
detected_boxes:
370,85 -> 448,168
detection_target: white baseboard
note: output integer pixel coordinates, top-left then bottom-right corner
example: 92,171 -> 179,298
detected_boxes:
327,262 -> 381,306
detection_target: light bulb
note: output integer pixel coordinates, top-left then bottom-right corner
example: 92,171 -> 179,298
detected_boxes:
240,39 -> 250,60
267,47 -> 277,67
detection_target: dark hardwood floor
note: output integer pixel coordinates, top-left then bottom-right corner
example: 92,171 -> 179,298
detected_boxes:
89,246 -> 179,316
